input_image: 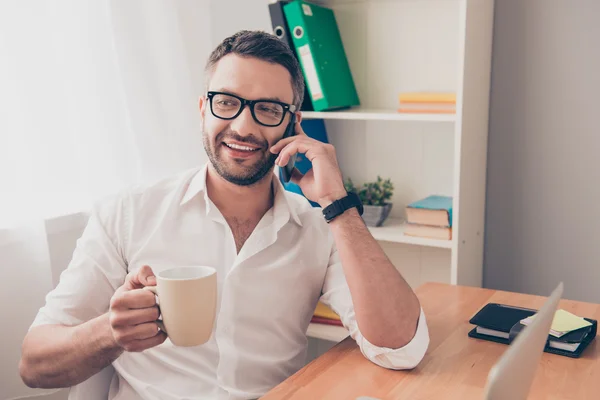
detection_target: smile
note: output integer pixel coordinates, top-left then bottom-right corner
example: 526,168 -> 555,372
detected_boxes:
223,142 -> 260,152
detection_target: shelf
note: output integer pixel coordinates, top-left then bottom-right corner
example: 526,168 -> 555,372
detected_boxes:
301,108 -> 456,122
311,0 -> 424,7
368,218 -> 453,249
306,323 -> 349,342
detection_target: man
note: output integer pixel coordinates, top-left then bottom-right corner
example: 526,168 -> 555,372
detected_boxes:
20,30 -> 429,399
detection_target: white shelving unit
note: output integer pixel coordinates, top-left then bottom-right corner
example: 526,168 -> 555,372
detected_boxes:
368,218 -> 453,249
209,0 -> 495,342
302,109 -> 456,122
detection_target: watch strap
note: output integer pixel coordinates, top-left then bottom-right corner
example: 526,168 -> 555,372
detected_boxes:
322,192 -> 363,223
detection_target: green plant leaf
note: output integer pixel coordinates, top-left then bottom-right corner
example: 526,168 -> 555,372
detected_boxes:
343,176 -> 394,206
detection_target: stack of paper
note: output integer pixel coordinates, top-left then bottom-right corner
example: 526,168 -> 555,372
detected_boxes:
521,309 -> 592,338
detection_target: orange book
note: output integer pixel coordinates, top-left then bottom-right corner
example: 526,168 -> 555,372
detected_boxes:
406,195 -> 452,227
398,107 -> 456,114
399,92 -> 456,104
398,102 -> 456,114
313,301 -> 341,320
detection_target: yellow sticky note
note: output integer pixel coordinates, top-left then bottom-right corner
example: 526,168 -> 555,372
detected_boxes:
551,309 -> 592,333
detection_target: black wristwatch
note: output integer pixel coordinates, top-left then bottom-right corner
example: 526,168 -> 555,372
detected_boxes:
322,192 -> 363,223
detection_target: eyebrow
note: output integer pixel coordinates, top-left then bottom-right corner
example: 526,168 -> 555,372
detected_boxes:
213,88 -> 288,104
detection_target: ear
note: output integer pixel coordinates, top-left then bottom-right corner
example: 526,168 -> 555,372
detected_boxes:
295,111 -> 302,124
199,95 -> 207,122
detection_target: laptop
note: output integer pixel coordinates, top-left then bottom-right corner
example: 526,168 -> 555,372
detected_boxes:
483,282 -> 564,400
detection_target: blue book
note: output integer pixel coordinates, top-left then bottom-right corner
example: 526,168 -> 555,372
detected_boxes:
406,195 -> 453,227
279,119 -> 329,208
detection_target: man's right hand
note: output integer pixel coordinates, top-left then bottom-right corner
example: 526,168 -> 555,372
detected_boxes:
109,265 -> 167,352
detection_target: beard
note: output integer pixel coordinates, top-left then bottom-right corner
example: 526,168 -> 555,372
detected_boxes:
203,127 -> 278,186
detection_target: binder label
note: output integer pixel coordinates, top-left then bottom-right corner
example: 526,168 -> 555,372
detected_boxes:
298,44 -> 323,101
302,4 -> 313,16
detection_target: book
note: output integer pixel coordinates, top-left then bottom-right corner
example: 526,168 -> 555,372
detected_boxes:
399,92 -> 456,104
311,302 -> 343,326
510,322 -> 590,353
470,303 -> 535,333
475,326 -> 582,352
404,224 -> 452,240
468,302 -> 597,358
398,92 -> 457,114
476,326 -> 510,339
548,341 -> 580,352
398,106 -> 456,114
310,316 -> 344,327
406,195 -> 452,227
313,301 -> 340,320
520,309 -> 593,338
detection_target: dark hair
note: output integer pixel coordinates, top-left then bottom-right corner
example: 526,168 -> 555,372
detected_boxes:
205,30 -> 305,108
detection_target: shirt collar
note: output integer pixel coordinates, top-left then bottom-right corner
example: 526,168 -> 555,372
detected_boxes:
272,175 -> 303,227
180,164 -> 302,227
180,164 -> 209,207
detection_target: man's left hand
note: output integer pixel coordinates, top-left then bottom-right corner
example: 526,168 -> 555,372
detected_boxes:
270,121 -> 346,208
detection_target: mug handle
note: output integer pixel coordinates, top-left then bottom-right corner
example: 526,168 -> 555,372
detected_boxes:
143,286 -> 167,334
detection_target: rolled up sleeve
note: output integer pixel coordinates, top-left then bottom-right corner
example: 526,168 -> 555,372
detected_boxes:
319,244 -> 430,370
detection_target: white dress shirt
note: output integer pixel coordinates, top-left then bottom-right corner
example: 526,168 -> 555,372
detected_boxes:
32,164 -> 429,400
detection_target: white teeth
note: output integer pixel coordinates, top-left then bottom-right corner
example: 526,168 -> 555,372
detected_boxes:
225,143 -> 258,151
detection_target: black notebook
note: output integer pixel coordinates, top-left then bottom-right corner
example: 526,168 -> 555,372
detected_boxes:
468,303 -> 597,358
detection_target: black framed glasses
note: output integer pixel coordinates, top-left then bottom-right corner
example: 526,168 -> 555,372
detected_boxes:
207,91 -> 297,127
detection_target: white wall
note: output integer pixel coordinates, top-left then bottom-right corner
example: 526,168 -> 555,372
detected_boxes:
1,1 -> 213,398
484,0 -> 600,302
0,221 -> 79,400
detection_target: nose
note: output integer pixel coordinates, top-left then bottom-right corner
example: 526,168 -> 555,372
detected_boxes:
228,104 -> 260,138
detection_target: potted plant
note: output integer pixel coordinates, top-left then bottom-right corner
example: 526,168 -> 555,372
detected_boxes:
344,176 -> 394,227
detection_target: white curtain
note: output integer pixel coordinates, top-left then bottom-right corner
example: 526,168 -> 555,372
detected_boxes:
0,1 -> 211,398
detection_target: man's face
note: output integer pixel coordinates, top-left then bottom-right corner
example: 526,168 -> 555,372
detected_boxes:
200,54 -> 296,186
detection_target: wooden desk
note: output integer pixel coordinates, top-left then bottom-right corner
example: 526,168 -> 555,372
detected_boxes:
262,283 -> 600,400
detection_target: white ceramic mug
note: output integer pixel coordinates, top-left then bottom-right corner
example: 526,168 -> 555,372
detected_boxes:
144,266 -> 217,347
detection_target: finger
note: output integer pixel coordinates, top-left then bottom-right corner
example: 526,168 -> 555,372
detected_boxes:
116,322 -> 162,344
110,306 -> 160,327
126,331 -> 168,353
276,140 -> 317,166
270,121 -> 307,154
123,265 -> 156,290
270,135 -> 298,154
134,265 -> 157,287
111,288 -> 157,310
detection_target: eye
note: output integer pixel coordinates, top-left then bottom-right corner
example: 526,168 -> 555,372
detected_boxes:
212,94 -> 240,108
257,104 -> 282,116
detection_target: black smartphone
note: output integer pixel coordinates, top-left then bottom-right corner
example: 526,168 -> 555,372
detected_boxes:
279,113 -> 296,183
